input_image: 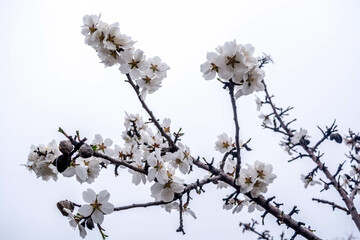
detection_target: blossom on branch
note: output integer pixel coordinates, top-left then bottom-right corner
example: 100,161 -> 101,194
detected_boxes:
25,140 -> 60,181
78,189 -> 114,225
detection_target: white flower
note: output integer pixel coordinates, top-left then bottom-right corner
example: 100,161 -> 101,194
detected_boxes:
280,141 -> 293,155
214,133 -> 234,153
253,160 -> 276,184
124,112 -> 147,131
25,140 -> 60,181
164,150 -> 190,175
147,149 -> 168,184
86,21 -> 108,49
161,118 -> 171,135
63,157 -> 101,184
291,128 -> 310,145
255,95 -> 262,111
247,201 -> 265,213
200,52 -> 222,80
240,66 -> 265,96
350,164 -> 360,177
239,43 -> 258,67
237,167 -> 257,194
223,197 -> 247,214
162,202 -> 197,219
140,128 -> 167,151
78,189 -> 114,225
300,174 -> 321,188
223,157 -> 236,177
128,162 -> 147,185
63,209 -> 87,239
148,56 -> 170,79
103,24 -> 135,51
119,49 -> 149,79
177,142 -> 192,165
137,70 -> 163,99
81,14 -> 101,36
340,174 -> 350,189
259,113 -> 272,126
218,40 -> 246,81
150,174 -> 185,202
250,180 -> 268,198
92,134 -> 114,157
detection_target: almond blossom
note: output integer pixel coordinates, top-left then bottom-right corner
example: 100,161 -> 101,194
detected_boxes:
78,189 -> 114,225
215,133 -> 234,153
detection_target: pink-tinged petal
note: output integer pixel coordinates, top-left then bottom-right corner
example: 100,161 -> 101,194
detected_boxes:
91,209 -> 104,224
83,188 -> 96,203
97,190 -> 110,203
78,204 -> 93,217
100,202 -> 114,214
161,188 -> 174,202
150,182 -> 163,196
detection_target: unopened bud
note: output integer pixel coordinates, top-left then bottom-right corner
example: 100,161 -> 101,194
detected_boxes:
59,140 -> 73,155
57,200 -> 74,216
86,218 -> 95,230
79,143 -> 93,158
330,133 -> 343,144
53,154 -> 71,173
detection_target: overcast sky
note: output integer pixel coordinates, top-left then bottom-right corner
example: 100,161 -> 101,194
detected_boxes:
1,0 -> 360,239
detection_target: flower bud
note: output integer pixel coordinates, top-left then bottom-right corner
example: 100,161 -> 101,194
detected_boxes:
86,218 -> 95,230
57,200 -> 74,216
79,143 -> 93,158
330,133 -> 343,144
53,154 -> 71,173
59,140 -> 73,155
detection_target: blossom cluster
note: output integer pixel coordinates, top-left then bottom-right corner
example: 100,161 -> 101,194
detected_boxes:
61,189 -> 114,239
25,140 -> 60,181
26,113 -> 192,204
25,138 -> 104,184
82,14 -> 170,99
116,113 -> 191,202
200,40 -> 265,99
236,160 -> 276,198
223,195 -> 264,214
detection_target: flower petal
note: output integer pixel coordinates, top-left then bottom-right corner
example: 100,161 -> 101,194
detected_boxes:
100,202 -> 114,214
78,204 -> 93,217
97,190 -> 110,203
150,182 -> 163,197
83,188 -> 96,203
161,188 -> 174,202
91,209 -> 104,224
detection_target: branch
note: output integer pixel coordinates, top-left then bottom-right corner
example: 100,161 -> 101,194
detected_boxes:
192,157 -> 321,240
227,80 -> 242,180
93,151 -> 147,174
125,73 -> 177,151
262,79 -> 360,231
176,197 -> 185,234
312,198 -> 350,215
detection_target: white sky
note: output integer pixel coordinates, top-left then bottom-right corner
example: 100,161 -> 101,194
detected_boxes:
1,0 -> 360,239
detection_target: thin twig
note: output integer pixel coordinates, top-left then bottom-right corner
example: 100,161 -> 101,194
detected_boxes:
312,198 -> 350,215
